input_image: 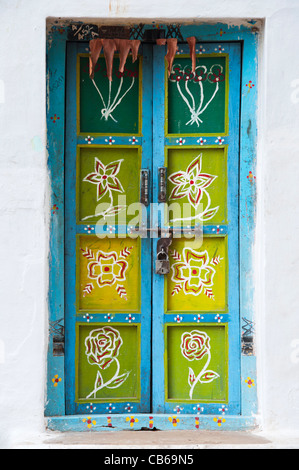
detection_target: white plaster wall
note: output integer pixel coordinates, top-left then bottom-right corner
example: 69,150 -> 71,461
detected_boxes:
0,0 -> 299,446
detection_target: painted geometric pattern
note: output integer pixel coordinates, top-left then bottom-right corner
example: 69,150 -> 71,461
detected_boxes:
170,247 -> 221,299
78,236 -> 140,312
167,237 -> 227,312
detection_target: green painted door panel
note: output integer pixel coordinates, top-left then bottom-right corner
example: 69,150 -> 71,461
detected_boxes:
166,325 -> 228,402
167,237 -> 227,312
79,55 -> 141,135
78,235 -> 141,312
76,324 -> 141,402
77,146 -> 141,224
167,55 -> 228,135
166,147 -> 227,226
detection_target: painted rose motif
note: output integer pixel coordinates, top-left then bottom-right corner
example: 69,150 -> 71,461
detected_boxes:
171,247 -> 216,297
180,329 -> 219,399
181,330 -> 210,361
85,326 -> 122,370
87,250 -> 128,288
168,154 -> 219,223
85,326 -> 131,399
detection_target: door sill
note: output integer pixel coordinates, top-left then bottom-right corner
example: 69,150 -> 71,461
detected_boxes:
46,414 -> 257,432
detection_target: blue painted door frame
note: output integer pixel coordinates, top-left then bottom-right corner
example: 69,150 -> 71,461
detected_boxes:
46,21 -> 258,432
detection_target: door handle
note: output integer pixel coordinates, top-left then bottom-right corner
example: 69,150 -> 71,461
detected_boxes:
158,167 -> 167,203
140,169 -> 150,206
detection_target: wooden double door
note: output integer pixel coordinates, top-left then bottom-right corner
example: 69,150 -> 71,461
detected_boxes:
65,40 -> 241,415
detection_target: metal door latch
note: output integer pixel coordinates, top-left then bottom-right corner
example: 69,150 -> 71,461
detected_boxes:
155,232 -> 173,275
53,332 -> 65,356
158,167 -> 167,203
140,169 -> 150,206
155,249 -> 170,275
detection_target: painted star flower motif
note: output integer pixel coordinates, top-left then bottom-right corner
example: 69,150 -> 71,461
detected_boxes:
82,417 -> 96,429
171,247 -> 216,296
129,136 -> 138,144
168,154 -> 217,209
245,377 -> 255,388
85,135 -> 94,144
52,375 -> 62,387
87,250 -> 128,288
83,158 -> 124,201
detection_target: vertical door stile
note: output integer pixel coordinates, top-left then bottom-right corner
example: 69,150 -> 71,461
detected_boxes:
139,44 -> 153,411
226,44 -> 241,409
152,44 -> 167,413
65,42 -> 79,415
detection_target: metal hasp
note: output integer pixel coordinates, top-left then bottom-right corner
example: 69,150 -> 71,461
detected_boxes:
158,167 -> 167,203
155,232 -> 173,275
143,28 -> 166,43
53,331 -> 65,356
140,169 -> 150,206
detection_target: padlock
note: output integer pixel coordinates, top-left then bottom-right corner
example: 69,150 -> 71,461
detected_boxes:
155,249 -> 170,275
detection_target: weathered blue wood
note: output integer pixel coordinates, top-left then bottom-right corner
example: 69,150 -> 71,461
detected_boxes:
75,313 -> 141,323
242,356 -> 258,416
65,42 -> 78,415
47,413 -> 256,432
138,43 -> 153,412
223,43 -> 242,413
77,136 -> 143,146
179,21 -> 258,41
45,25 -> 68,417
239,33 -> 259,415
165,137 -> 232,146
164,314 -> 230,322
152,44 -> 167,414
76,224 -> 228,235
163,402 -> 235,415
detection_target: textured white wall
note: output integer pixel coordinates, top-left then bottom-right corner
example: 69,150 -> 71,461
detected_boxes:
256,6 -> 299,433
0,0 -> 299,446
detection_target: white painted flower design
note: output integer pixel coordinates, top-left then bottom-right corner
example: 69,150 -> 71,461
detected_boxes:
168,154 -> 219,222
83,158 -> 124,202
